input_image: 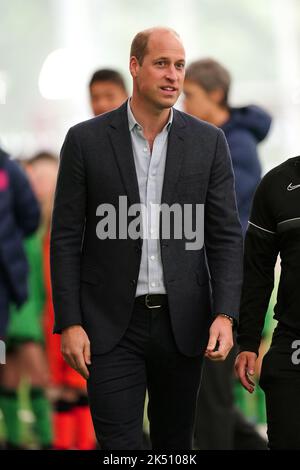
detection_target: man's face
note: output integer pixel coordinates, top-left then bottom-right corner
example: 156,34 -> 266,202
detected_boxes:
26,160 -> 58,205
90,81 -> 127,116
183,80 -> 215,121
131,31 -> 186,110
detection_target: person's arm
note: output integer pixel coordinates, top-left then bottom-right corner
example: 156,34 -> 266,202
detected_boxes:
50,126 -> 86,333
50,126 -> 91,379
7,158 -> 40,236
204,129 -> 244,360
235,173 -> 279,391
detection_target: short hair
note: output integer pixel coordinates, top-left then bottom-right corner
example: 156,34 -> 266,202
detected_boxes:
89,69 -> 127,92
130,27 -> 180,65
26,151 -> 58,166
185,58 -> 231,107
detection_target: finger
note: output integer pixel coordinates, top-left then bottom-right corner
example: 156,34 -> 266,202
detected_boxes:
236,360 -> 255,393
247,355 -> 256,377
206,333 -> 218,352
205,350 -> 227,361
206,337 -> 232,360
216,339 -> 232,358
83,342 -> 91,365
73,352 -> 90,380
205,351 -> 223,361
62,351 -> 78,371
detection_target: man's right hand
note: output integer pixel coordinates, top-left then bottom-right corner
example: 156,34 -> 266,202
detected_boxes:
234,351 -> 257,393
61,325 -> 91,380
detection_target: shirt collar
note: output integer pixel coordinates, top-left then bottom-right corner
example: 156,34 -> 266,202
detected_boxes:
127,98 -> 173,133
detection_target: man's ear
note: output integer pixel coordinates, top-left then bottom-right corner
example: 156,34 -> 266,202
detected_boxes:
129,56 -> 140,79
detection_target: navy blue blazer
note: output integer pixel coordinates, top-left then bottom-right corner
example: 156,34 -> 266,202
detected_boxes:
51,102 -> 243,357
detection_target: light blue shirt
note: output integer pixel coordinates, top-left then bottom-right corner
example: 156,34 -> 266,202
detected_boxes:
127,99 -> 173,296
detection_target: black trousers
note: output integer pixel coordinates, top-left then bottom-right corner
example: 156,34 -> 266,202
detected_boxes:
87,299 -> 203,450
259,322 -> 300,450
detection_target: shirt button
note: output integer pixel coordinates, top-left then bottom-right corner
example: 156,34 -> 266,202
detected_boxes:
151,282 -> 156,287
150,255 -> 155,260
143,147 -> 148,152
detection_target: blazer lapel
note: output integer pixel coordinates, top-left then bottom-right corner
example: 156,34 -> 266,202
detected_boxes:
107,103 -> 186,209
161,108 -> 186,206
107,102 -> 141,207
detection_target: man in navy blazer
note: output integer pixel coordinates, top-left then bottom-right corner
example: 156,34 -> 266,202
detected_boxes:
50,27 -> 243,450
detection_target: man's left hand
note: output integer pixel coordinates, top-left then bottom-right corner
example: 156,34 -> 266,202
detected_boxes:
205,315 -> 234,361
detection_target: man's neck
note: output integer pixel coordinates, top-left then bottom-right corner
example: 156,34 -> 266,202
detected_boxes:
129,96 -> 171,138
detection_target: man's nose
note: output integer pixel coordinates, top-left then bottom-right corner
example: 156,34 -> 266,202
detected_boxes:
165,65 -> 177,81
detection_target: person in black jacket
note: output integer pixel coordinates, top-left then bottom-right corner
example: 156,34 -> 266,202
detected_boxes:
0,148 -> 40,339
184,58 -> 269,449
235,156 -> 300,449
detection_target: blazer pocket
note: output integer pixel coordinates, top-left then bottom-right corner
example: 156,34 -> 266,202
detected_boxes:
80,266 -> 103,285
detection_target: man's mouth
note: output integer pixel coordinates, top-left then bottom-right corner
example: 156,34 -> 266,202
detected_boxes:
160,86 -> 177,93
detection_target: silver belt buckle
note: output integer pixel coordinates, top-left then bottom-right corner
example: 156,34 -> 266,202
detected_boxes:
145,294 -> 162,309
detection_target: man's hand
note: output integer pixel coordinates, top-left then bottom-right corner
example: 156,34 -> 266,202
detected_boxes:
205,315 -> 233,361
61,325 -> 91,380
234,351 -> 257,393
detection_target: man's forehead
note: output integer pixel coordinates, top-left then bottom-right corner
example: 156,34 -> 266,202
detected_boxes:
147,33 -> 185,57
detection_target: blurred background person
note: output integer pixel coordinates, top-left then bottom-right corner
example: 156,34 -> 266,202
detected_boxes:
1,155 -> 53,450
89,69 -> 128,116
0,147 -> 40,448
35,152 -> 95,450
184,58 -> 272,234
184,58 -> 272,449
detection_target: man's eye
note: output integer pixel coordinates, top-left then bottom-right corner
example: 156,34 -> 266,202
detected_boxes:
157,61 -> 166,66
176,63 -> 185,69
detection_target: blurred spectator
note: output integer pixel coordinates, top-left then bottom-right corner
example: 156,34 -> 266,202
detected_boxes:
36,152 -> 96,450
89,68 -> 128,116
0,154 -> 57,450
0,148 -> 40,340
184,59 -> 271,449
0,147 -> 40,448
184,58 -> 272,233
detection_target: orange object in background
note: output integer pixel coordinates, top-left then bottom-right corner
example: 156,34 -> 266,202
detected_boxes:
43,231 -> 95,449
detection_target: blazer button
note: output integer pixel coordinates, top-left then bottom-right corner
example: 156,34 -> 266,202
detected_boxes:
130,280 -> 137,286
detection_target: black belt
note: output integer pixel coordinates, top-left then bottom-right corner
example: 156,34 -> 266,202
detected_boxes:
135,294 -> 168,309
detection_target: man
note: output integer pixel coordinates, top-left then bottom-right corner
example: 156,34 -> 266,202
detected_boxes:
235,156 -> 300,450
183,58 -> 271,449
89,69 -> 128,116
51,27 -> 243,450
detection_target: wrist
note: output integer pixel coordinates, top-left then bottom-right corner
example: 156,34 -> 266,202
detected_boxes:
216,313 -> 234,326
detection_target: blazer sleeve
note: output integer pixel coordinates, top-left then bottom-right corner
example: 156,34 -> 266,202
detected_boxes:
204,129 -> 244,322
50,127 -> 87,333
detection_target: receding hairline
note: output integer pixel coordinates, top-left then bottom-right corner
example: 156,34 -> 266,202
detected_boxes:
130,27 -> 183,64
